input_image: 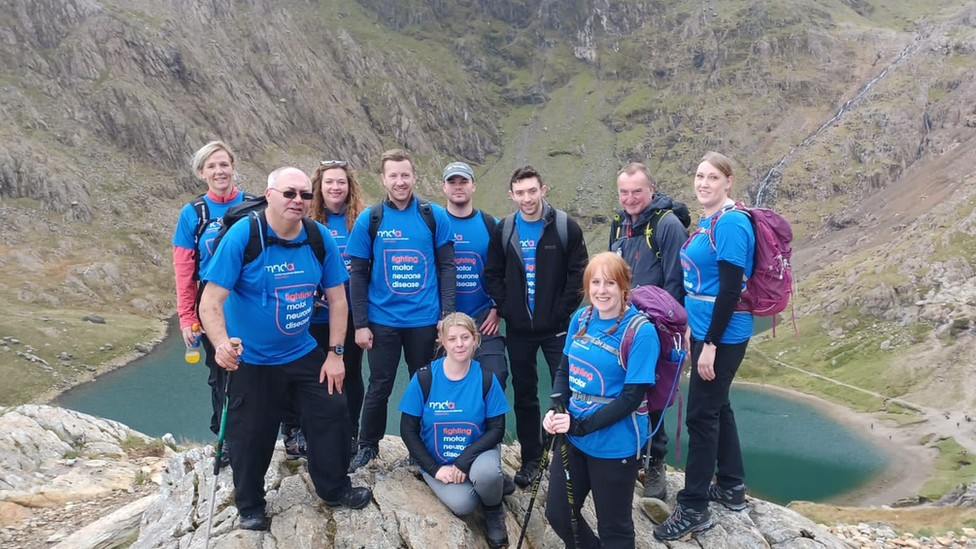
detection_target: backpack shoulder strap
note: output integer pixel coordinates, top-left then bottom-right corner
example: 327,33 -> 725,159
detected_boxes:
500,213 -> 517,258
418,366 -> 433,405
367,202 -> 384,245
302,218 -> 326,265
191,194 -> 210,244
482,367 -> 492,400
417,198 -> 437,237
646,208 -> 673,259
242,211 -> 265,266
479,210 -> 497,236
554,208 -> 569,251
618,314 -> 650,371
610,212 -> 624,248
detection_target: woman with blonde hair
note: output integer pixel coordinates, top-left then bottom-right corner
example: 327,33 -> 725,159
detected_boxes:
654,152 -> 755,540
281,160 -> 367,459
398,312 -> 510,549
544,251 -> 658,549
172,141 -> 256,451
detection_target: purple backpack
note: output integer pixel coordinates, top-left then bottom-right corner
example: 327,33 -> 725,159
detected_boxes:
712,202 -> 794,317
619,285 -> 688,460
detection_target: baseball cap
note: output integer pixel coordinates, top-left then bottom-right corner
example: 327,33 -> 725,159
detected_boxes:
442,161 -> 474,182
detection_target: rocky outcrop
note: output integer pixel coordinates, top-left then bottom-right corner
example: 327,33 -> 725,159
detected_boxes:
132,436 -> 850,549
0,405 -> 853,549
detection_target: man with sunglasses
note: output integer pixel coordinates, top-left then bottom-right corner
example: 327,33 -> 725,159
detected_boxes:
346,149 -> 456,471
200,167 -> 373,531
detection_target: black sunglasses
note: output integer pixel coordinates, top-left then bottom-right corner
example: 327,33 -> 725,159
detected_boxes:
270,188 -> 314,201
320,160 -> 348,168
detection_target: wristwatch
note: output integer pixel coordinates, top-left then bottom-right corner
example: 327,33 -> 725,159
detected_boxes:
328,345 -> 345,356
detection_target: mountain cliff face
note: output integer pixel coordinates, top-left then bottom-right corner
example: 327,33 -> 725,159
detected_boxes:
0,0 -> 973,407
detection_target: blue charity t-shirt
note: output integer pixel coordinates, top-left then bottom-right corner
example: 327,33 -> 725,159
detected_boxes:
563,305 -> 658,459
398,358 -> 509,466
202,218 -> 349,365
311,211 -> 352,325
172,192 -> 249,273
448,211 -> 496,317
680,208 -> 756,344
345,197 -> 454,327
515,214 -> 544,313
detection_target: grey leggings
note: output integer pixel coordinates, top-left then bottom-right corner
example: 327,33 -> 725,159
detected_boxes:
421,447 -> 503,516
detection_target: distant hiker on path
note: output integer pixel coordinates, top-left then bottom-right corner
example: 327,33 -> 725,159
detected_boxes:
398,313 -> 511,549
655,152 -> 755,540
545,252 -> 657,549
172,141 -> 255,455
484,166 -> 588,488
279,160 -> 368,460
609,162 -> 689,513
346,149 -> 456,472
199,167 -> 372,531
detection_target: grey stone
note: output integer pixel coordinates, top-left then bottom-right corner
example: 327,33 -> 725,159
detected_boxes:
82,315 -> 106,325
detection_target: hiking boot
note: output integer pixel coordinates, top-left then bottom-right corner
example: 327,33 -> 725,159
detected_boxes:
284,427 -> 307,461
502,474 -> 516,496
325,486 -> 373,510
513,460 -> 541,488
708,482 -> 747,511
218,440 -> 231,469
239,511 -> 269,531
483,503 -> 509,549
348,445 -> 379,473
642,456 -> 667,500
653,503 -> 713,541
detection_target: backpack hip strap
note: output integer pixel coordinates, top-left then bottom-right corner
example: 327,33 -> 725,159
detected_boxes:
571,390 -> 615,405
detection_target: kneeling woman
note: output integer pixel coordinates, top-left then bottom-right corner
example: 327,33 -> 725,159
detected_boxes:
544,252 -> 658,549
398,313 -> 511,549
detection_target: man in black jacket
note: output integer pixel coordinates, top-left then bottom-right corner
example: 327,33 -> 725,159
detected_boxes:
484,166 -> 588,487
610,162 -> 689,519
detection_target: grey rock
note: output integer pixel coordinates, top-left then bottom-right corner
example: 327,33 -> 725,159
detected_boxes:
82,315 -> 106,325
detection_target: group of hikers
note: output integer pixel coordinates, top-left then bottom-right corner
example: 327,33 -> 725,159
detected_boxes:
172,143 -> 757,548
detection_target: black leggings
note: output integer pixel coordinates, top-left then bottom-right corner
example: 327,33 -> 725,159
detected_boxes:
676,338 -> 749,511
545,439 -> 641,549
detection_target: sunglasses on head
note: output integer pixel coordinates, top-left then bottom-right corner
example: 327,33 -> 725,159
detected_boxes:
270,188 -> 314,201
320,160 -> 348,168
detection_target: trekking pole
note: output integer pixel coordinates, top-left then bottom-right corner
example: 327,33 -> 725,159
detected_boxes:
554,400 -> 581,549
203,337 -> 240,549
515,393 -> 563,549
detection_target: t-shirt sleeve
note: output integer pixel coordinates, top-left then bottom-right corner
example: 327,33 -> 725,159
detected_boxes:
172,204 -> 197,248
484,376 -> 509,418
318,224 -> 350,289
344,207 -> 373,259
562,308 -> 584,355
202,220 -> 247,290
624,323 -> 659,385
433,206 -> 454,248
397,373 -> 424,417
715,212 -> 754,268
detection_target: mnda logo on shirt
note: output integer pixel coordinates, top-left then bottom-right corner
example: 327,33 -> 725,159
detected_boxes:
428,399 -> 457,411
376,228 -> 403,238
266,262 -> 296,274
519,239 -> 535,248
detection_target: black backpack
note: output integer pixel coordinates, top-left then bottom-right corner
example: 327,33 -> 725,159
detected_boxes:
367,197 -> 437,244
188,192 -> 260,280
417,365 -> 493,404
211,197 -> 326,268
609,194 -> 691,259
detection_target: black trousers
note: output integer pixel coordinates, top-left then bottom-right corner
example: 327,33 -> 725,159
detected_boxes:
201,334 -> 227,436
646,409 -> 669,460
676,338 -> 749,511
281,318 -> 364,437
506,329 -> 565,465
227,348 -> 352,516
545,439 -> 642,549
359,322 -> 438,449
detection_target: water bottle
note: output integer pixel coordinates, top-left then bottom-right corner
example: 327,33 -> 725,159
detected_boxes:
185,323 -> 202,364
